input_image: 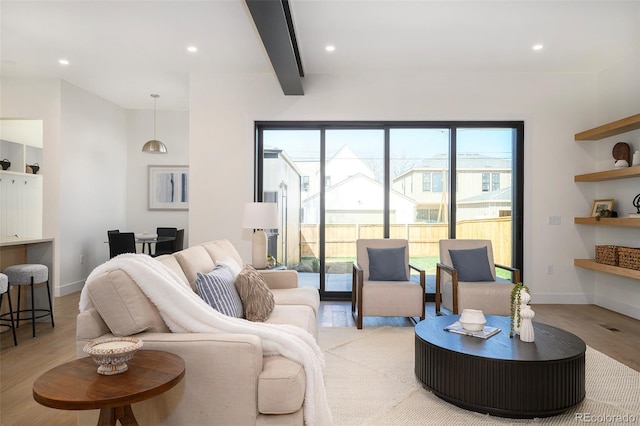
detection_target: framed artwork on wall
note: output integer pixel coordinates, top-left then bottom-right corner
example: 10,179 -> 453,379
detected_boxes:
148,165 -> 189,210
590,199 -> 614,217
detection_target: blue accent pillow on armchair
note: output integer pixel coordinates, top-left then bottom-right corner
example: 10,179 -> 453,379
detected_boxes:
448,246 -> 494,282
367,246 -> 408,281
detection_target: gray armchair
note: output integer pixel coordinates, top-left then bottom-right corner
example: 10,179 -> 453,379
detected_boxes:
436,239 -> 520,316
352,239 -> 425,329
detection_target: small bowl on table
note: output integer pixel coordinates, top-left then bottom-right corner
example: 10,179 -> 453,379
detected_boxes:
459,309 -> 486,332
83,337 -> 143,375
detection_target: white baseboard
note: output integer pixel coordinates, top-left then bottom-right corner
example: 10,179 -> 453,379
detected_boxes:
594,295 -> 640,321
531,292 -> 640,320
57,280 -> 84,297
531,292 -> 594,304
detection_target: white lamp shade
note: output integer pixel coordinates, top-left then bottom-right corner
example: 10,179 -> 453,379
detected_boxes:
242,202 -> 278,230
243,202 -> 278,269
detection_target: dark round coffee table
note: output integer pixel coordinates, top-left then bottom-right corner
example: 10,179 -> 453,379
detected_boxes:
415,315 -> 586,418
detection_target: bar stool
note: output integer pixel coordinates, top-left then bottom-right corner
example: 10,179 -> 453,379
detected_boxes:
3,264 -> 54,338
0,273 -> 18,346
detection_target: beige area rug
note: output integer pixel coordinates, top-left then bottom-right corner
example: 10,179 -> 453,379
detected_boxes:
319,326 -> 640,425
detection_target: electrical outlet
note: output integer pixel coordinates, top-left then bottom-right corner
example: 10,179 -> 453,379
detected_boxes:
80,255 -> 85,265
546,264 -> 553,274
547,216 -> 561,225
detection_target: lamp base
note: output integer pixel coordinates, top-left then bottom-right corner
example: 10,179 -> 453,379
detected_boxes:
252,230 -> 268,269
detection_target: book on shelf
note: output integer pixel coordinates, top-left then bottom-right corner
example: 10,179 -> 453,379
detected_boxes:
444,321 -> 501,339
628,213 -> 640,218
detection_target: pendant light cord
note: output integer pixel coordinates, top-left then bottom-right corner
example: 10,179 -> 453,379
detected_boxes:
152,94 -> 159,140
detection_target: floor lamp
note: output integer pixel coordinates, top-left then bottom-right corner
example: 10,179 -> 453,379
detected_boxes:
242,202 -> 278,269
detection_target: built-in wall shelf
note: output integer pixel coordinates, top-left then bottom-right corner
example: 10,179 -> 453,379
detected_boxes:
574,166 -> 640,182
575,113 -> 640,141
574,217 -> 640,227
573,113 -> 640,285
574,259 -> 640,280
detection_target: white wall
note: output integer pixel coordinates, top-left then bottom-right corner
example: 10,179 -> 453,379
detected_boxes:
189,71 -> 611,308
58,81 -> 128,294
126,108 -> 189,245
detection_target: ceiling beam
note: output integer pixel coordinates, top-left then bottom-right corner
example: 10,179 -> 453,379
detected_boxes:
245,0 -> 304,96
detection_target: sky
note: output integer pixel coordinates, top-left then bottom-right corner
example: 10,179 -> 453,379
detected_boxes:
263,127 -> 515,162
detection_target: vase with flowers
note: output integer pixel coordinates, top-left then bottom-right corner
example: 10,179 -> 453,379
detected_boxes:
510,282 -> 530,338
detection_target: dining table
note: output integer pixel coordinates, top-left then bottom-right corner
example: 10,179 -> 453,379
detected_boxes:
135,235 -> 175,255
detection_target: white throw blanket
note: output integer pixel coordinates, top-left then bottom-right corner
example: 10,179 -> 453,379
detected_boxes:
79,253 -> 333,426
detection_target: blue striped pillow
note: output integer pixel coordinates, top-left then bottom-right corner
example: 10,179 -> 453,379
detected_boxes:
195,264 -> 244,318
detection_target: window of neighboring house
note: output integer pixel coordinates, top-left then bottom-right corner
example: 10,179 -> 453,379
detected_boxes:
422,173 -> 431,191
302,176 -> 309,192
432,173 -> 443,192
492,173 -> 500,191
482,173 -> 490,192
417,208 -> 442,222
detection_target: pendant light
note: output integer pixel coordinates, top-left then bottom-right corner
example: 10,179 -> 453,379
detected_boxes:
142,94 -> 168,153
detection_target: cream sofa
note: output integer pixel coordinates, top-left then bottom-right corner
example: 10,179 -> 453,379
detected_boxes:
76,239 -> 320,426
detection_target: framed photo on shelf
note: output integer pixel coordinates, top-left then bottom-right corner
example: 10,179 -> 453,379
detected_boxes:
148,165 -> 189,210
590,199 -> 614,217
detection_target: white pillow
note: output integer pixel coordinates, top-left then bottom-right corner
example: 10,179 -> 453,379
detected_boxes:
216,257 -> 242,280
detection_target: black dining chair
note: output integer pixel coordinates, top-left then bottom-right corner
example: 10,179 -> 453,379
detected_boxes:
153,227 -> 178,257
108,232 -> 136,258
175,229 -> 185,251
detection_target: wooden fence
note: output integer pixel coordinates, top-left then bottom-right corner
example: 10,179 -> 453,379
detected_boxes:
301,218 -> 512,265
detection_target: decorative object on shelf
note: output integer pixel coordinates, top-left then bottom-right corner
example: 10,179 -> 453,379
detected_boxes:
633,151 -> 640,167
518,291 -> 535,342
83,337 -> 143,375
595,245 -> 619,266
458,309 -> 486,332
26,163 -> 39,174
612,142 -> 631,167
0,159 -> 10,170
595,209 -> 617,221
590,199 -> 614,218
618,246 -> 640,271
242,202 -> 278,269
509,282 -> 529,338
631,193 -> 640,217
614,159 -> 629,168
142,94 -> 167,154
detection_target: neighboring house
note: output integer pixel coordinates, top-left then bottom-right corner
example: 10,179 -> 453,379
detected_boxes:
302,173 -> 416,224
392,153 -> 512,222
297,145 -> 376,204
457,186 -> 512,221
263,147 -> 303,267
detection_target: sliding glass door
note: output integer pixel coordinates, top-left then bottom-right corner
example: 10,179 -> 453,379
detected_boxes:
256,122 -> 523,300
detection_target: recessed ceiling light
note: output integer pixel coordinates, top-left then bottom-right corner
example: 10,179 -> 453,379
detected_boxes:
325,45 -> 335,52
187,46 -> 198,53
532,44 -> 544,51
58,59 -> 69,65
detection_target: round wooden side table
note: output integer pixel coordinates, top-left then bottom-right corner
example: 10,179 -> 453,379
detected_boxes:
33,350 -> 185,426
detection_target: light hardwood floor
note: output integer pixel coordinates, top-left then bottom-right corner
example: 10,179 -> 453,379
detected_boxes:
1,292 -> 639,425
